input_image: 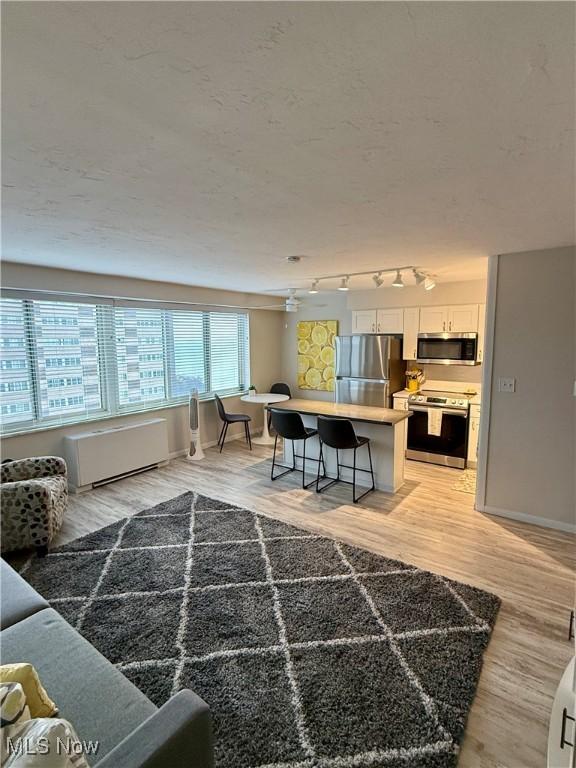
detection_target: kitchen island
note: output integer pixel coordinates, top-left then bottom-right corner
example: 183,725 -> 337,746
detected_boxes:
267,398 -> 410,493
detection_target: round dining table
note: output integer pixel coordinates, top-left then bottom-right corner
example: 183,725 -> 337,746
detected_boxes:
240,392 -> 290,445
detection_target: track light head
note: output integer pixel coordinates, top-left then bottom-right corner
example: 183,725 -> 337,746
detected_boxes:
338,276 -> 350,291
424,276 -> 436,291
413,269 -> 426,286
392,270 -> 404,288
308,280 -> 319,294
372,272 -> 384,288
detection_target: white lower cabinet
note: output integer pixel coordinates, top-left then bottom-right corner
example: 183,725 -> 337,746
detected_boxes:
393,394 -> 409,412
467,404 -> 481,467
393,394 -> 409,452
548,656 -> 575,768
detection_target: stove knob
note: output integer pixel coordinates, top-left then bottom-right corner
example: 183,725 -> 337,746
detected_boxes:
449,399 -> 457,405
418,396 -> 425,402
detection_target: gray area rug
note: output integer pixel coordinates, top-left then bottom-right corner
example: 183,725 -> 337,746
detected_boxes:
20,491 -> 500,768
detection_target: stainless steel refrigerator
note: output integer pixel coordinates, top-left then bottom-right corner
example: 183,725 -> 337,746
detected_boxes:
335,335 -> 406,408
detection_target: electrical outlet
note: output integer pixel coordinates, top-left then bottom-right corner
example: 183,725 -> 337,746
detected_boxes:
498,377 -> 516,393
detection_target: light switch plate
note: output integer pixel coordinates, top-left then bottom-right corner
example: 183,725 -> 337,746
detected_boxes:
498,377 -> 516,393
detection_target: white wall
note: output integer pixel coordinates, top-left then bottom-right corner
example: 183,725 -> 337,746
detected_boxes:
348,279 -> 487,311
1,264 -> 284,459
481,246 -> 575,531
281,294 -> 351,401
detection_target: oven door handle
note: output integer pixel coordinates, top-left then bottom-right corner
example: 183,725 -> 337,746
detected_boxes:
408,406 -> 468,417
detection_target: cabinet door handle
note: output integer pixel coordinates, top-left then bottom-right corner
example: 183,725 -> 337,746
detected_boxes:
560,707 -> 575,749
449,321 -> 452,331
443,321 -> 446,331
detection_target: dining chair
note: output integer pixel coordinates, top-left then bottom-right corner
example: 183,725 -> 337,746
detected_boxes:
214,394 -> 252,452
267,382 -> 292,430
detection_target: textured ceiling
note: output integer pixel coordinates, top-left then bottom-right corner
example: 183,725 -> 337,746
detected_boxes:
2,1 -> 574,294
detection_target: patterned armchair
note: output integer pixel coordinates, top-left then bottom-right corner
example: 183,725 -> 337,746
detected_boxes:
1,457 -> 68,556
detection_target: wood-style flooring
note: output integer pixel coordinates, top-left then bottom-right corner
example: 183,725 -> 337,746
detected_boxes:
53,442 -> 576,767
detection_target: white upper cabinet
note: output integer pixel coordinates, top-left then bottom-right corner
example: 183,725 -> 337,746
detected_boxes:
353,304 -> 484,357
419,306 -> 449,333
402,308 -> 419,360
376,308 -> 404,334
352,309 -> 377,333
449,304 -> 479,332
419,304 -> 479,333
352,308 -> 404,334
477,303 -> 486,362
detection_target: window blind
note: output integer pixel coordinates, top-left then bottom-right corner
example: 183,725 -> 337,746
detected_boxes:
0,296 -> 250,435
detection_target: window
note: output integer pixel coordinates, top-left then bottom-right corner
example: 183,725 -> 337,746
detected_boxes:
114,307 -> 166,406
47,377 -> 83,388
0,300 -> 34,426
168,311 -> 206,398
32,300 -> 103,420
0,296 -> 250,434
0,381 -> 30,392
45,357 -> 82,368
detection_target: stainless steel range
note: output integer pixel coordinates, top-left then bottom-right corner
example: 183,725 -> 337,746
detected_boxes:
406,390 -> 473,469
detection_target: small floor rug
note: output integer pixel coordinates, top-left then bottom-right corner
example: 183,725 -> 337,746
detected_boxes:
21,492 -> 500,768
451,470 -> 477,495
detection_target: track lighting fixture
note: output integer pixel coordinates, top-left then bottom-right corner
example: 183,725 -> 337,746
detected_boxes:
270,266 -> 436,295
308,280 -> 319,294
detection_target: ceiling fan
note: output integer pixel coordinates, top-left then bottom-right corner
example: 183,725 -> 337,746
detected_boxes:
251,288 -> 304,312
247,288 -> 328,313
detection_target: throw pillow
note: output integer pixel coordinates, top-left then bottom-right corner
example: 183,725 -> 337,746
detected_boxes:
0,667 -> 56,719
0,683 -> 30,728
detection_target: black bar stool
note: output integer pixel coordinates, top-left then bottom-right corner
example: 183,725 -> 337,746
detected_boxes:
315,416 -> 375,504
269,409 -> 325,489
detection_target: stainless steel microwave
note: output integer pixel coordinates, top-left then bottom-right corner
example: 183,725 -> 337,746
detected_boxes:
417,333 -> 478,365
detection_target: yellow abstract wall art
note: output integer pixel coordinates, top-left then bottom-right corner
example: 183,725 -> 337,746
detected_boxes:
297,320 -> 338,391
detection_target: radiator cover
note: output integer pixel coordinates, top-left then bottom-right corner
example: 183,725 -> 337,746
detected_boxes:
63,418 -> 169,492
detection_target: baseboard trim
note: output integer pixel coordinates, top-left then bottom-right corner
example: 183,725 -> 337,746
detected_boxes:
479,504 -> 576,534
168,429 -> 263,460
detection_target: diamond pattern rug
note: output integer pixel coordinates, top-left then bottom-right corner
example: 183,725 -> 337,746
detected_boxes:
20,491 -> 500,768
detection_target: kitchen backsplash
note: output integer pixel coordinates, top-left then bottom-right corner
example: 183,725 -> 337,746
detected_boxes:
415,362 -> 483,385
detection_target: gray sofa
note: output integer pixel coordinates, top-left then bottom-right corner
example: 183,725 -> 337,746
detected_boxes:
0,559 -> 214,767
